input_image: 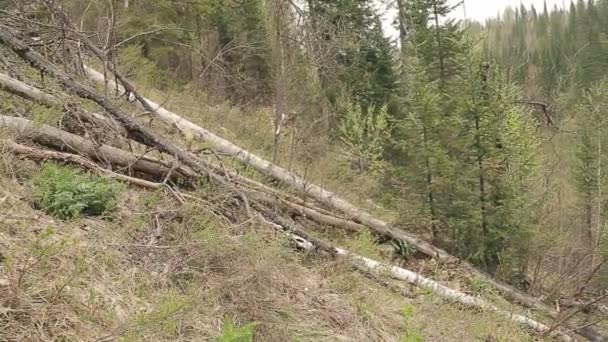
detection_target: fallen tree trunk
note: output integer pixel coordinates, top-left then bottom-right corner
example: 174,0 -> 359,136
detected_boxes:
0,72 -> 124,134
254,206 -> 575,341
82,65 -> 452,255
335,248 -> 574,342
83,65 -> 608,341
0,28 -> 222,183
0,115 -> 194,182
3,140 -> 161,189
251,192 -> 364,233
0,72 -> 57,104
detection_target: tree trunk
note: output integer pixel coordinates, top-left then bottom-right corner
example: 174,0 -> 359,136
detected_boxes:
3,140 -> 161,189
0,115 -> 194,182
422,125 -> 439,238
0,72 -> 125,134
270,0 -> 289,163
432,1 -> 446,86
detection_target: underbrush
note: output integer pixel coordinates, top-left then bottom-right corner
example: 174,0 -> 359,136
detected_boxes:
32,163 -> 124,219
0,165 -> 536,341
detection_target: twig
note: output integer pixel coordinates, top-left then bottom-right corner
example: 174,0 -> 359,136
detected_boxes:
542,291 -> 608,338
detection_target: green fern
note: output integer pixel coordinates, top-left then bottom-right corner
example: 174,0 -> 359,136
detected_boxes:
216,318 -> 257,342
32,163 -> 124,219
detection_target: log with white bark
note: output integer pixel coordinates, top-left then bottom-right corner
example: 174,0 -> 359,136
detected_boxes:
0,72 -> 57,104
0,115 -> 194,181
82,65 -> 449,254
334,248 -> 574,341
0,72 -> 124,133
82,65 -> 608,341
255,207 -> 575,341
0,29 -> 220,182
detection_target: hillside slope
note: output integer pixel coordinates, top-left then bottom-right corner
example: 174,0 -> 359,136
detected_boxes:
0,170 -> 534,341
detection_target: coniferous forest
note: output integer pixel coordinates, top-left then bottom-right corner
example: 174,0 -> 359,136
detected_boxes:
0,0 -> 607,341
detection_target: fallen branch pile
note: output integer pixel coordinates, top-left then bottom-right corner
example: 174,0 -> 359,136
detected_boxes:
0,12 -> 605,341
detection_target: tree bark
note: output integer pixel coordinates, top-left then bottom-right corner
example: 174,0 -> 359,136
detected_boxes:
0,72 -> 125,134
0,27 -> 213,180
0,115 -> 194,182
335,248 -> 574,341
258,205 -> 575,341
3,140 -> 162,189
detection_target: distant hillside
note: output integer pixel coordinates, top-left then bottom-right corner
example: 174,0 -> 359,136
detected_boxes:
479,0 -> 608,100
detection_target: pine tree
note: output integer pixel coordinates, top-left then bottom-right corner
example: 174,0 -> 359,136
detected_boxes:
453,58 -> 542,275
305,0 -> 398,112
575,79 -> 608,255
405,0 -> 465,87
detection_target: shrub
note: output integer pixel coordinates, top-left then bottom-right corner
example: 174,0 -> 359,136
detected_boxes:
32,163 -> 124,219
216,318 -> 257,342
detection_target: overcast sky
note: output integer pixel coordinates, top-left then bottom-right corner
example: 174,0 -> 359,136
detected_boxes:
379,0 -> 566,39
459,0 -> 565,21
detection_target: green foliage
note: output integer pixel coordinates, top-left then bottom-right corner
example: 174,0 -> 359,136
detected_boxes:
469,277 -> 499,298
32,163 -> 124,219
126,294 -> 191,339
574,79 -> 608,249
116,0 -> 271,100
338,102 -> 389,175
483,0 -> 608,96
400,305 -> 424,342
342,230 -> 384,261
405,0 -> 465,85
216,318 -> 257,342
450,60 -> 541,275
118,45 -> 163,88
31,104 -> 64,127
307,0 -> 398,110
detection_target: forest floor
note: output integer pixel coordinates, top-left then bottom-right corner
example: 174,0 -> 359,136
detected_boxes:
0,170 -> 537,341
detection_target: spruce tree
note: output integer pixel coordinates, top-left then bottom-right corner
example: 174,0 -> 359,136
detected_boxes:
454,58 -> 542,275
575,79 -> 608,255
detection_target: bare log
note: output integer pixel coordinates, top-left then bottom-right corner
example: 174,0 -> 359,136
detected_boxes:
0,72 -> 57,104
83,65 -> 449,253
2,140 -> 161,189
333,248 -> 574,341
256,206 -> 575,341
252,192 -> 364,233
0,115 -> 194,181
0,72 -> 124,134
0,28 -> 217,181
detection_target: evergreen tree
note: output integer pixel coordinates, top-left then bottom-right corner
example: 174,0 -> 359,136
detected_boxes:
575,79 -> 608,254
453,59 -> 541,275
405,0 -> 465,87
306,0 -> 398,112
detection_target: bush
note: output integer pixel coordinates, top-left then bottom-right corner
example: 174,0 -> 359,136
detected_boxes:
216,318 -> 257,342
32,163 -> 124,219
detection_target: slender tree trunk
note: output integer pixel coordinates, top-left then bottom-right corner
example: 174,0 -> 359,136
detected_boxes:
422,125 -> 438,238
271,0 -> 289,163
595,134 -> 602,250
396,0 -> 409,64
474,112 -> 489,242
432,1 -> 446,86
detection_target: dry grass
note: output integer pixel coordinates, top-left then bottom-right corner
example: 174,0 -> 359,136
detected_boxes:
0,50 -> 556,341
0,156 -> 543,342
